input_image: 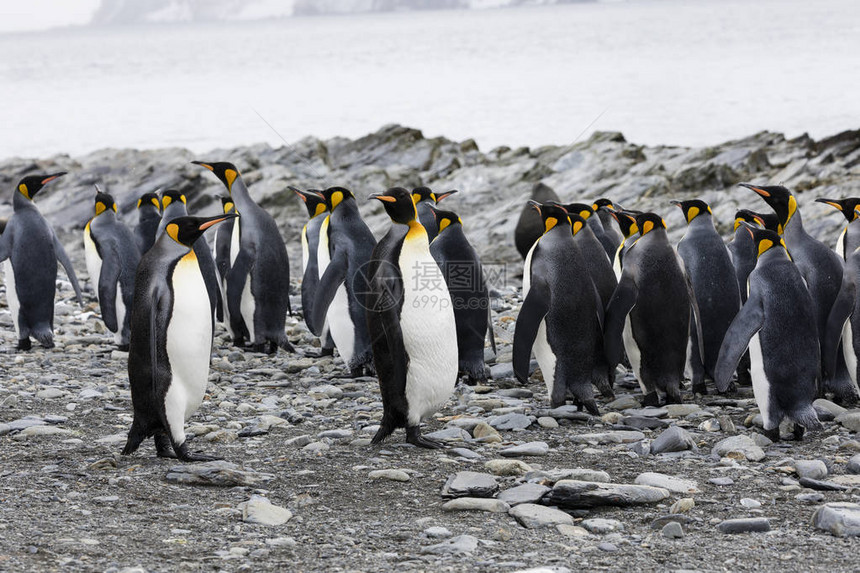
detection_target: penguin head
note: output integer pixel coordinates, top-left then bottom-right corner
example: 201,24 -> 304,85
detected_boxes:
427,205 -> 462,235
16,172 -> 66,201
160,189 -> 186,209
734,209 -> 778,232
746,226 -> 790,259
319,187 -> 354,212
529,201 -> 570,234
670,199 -> 711,224
815,197 -> 860,223
609,209 -> 640,238
192,161 -> 240,191
560,203 -> 595,221
370,187 -> 417,225
739,183 -> 797,234
635,212 -> 667,236
592,198 -> 619,212
164,214 -> 238,247
567,213 -> 589,236
290,187 -> 327,218
220,196 -> 236,214
137,192 -> 161,212
412,186 -> 458,205
93,185 -> 117,216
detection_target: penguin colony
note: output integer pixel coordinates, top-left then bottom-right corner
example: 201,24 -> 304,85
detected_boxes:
2,166 -> 859,461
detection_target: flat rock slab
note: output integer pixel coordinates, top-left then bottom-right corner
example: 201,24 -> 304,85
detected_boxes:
524,468 -> 611,484
13,426 -> 73,440
664,404 -> 702,418
605,396 -> 640,410
716,518 -> 771,534
509,503 -> 574,529
624,407 -> 668,418
621,416 -> 669,430
497,483 -> 551,506
422,535 -> 479,555
581,518 -> 624,534
368,469 -> 410,482
570,431 -> 645,445
241,496 -> 292,526
485,459 -> 533,476
813,503 -> 860,537
635,472 -> 700,494
425,428 -> 471,442
165,461 -> 275,487
546,480 -> 670,509
500,441 -> 549,457
650,426 -> 697,454
488,413 -> 533,430
712,435 -> 766,462
799,477 -> 848,491
541,405 -> 592,421
441,471 -> 499,499
442,497 -> 511,513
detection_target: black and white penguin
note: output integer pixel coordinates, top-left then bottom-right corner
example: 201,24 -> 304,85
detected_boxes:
816,197 -> 860,260
311,187 -> 377,376
605,209 -> 641,279
412,186 -> 458,242
824,234 -> 860,397
427,204 -> 495,384
728,210 -> 768,304
740,182 -> 857,402
514,182 -> 561,259
157,189 -> 223,324
514,202 -> 607,413
558,204 -> 617,307
672,199 -> 741,394
83,186 -> 141,349
135,191 -> 161,255
715,227 -> 823,441
592,198 -> 625,255
193,162 -> 293,353
0,173 -> 83,350
212,197 -> 236,336
290,187 -> 334,357
604,213 -> 699,406
366,187 -> 458,448
122,214 -> 236,461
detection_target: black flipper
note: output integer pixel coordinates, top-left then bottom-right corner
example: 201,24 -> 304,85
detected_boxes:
53,232 -> 83,306
603,271 -> 638,368
512,280 -> 550,384
487,304 -> 497,356
0,230 -> 10,262
98,247 -> 121,333
823,276 -> 856,380
713,295 -> 765,392
227,246 -> 253,343
679,253 -> 706,367
311,248 -> 348,337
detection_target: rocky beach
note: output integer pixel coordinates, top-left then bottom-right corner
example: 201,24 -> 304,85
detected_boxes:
2,125 -> 860,572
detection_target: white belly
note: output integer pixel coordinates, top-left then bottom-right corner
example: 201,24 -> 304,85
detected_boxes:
613,241 -> 625,280
4,260 -> 20,337
301,226 -> 309,272
843,321 -> 859,388
748,332 -> 773,429
836,227 -> 846,259
533,319 -> 556,397
114,284 -> 126,344
399,233 -> 458,425
83,225 -> 103,297
328,283 -> 355,366
522,239 -> 538,296
230,217 -> 240,267
164,254 -> 213,444
623,314 -> 644,393
241,275 -> 256,343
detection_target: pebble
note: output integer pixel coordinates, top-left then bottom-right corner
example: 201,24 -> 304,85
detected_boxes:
472,423 -> 502,443
670,498 -> 695,514
712,435 -> 766,462
240,496 -> 293,526
508,503 -> 574,529
537,416 -> 559,429
36,387 -> 67,399
499,441 -> 549,457
547,480 -> 670,508
597,542 -> 618,552
451,447 -> 482,460
794,459 -> 828,480
664,404 -> 702,418
13,426 -> 73,440
318,429 -> 353,439
716,518 -> 771,534
836,411 -> 860,432
661,521 -> 684,539
164,461 -> 274,487
543,405 -> 592,420
421,535 -> 479,555
796,493 -> 825,503
812,502 -> 860,537
650,426 -> 696,454
556,524 -> 590,538
0,424 -> 10,436
605,396 -> 640,410
368,469 -> 410,482
570,431 -> 645,444
581,518 -> 624,534
740,498 -> 762,509
484,459 -> 533,476
8,417 -> 47,431
441,471 -> 499,499
442,497 -> 510,513
709,477 -> 735,486
634,472 -> 699,494
848,454 -> 860,474
424,526 -> 452,539
446,417 -> 485,431
625,407 -> 668,418
814,398 -> 847,418
488,412 -> 533,430
302,441 -> 330,454
424,428 -> 471,442
497,483 -> 551,506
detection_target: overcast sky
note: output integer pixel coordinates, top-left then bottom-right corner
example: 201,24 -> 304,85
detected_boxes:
0,0 -> 100,33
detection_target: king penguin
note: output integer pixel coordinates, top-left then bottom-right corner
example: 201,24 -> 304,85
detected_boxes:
83,186 -> 141,349
715,226 -> 823,441
558,203 -> 617,307
672,199 -> 741,394
122,214 -> 236,461
427,204 -> 495,384
816,197 -> 860,260
604,213 -> 701,406
514,202 -> 607,413
824,209 -> 860,397
0,173 -> 83,350
592,198 -> 625,256
412,186 -> 458,242
290,187 -> 335,357
157,189 -> 223,324
312,187 -> 377,376
514,182 -> 561,259
212,197 -> 236,336
605,209 -> 641,279
366,187 -> 458,448
193,162 -> 293,353
741,182 -> 857,403
135,191 -> 161,255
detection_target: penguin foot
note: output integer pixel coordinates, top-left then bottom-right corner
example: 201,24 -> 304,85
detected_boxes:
116,344 -> 130,352
406,427 -> 446,450
763,427 -> 781,443
792,425 -> 806,441
175,442 -> 223,462
16,338 -> 31,352
308,347 -> 335,358
692,381 -> 708,395
641,392 -> 660,407
155,433 -> 177,458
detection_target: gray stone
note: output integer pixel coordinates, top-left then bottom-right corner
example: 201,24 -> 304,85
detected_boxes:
740,498 -> 761,509
605,396 -> 640,410
36,387 -> 67,399
650,514 -> 694,530
308,384 -> 343,399
570,431 -> 645,445
581,518 -> 624,534
598,542 -> 618,552
621,416 -> 669,430
794,460 -> 828,480
836,411 -> 860,432
712,435 -> 766,462
490,362 -> 514,380
812,503 -> 860,537
814,398 -> 847,417
497,388 -> 533,399
661,521 -> 684,539
634,472 -> 699,494
624,407 -> 668,418
848,454 -> 860,474
368,469 -> 410,482
799,477 -> 848,491
709,477 -> 735,486
716,518 -> 771,534
285,435 -> 313,448
241,496 -> 292,526
7,417 -> 47,431
446,417 -> 485,431
484,459 -> 533,476
441,471 -> 499,499
451,447 -> 482,460
524,468 -> 611,484
302,441 -> 329,454
0,424 -> 10,436
500,441 -> 549,457
165,461 -> 275,487
13,425 -> 73,440
547,480 -> 670,509
509,503 -> 574,529
421,535 -> 479,555
537,416 -> 559,428
497,483 -> 551,506
424,427 -> 471,442
796,493 -> 825,503
650,426 -> 697,454
488,413 -> 533,431
543,405 -> 592,421
664,404 -> 702,418
317,429 -> 353,439
424,526 -> 452,539
442,497 -> 510,513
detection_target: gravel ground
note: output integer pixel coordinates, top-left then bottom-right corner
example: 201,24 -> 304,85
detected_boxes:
2,270 -> 860,573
